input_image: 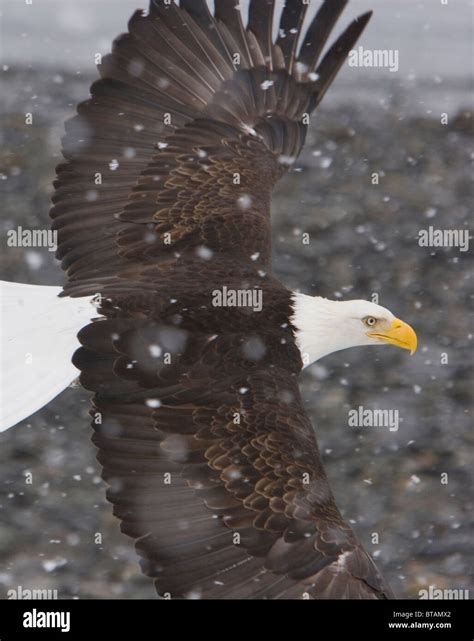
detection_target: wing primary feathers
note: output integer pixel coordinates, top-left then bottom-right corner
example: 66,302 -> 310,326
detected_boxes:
312,11 -> 373,106
54,0 -> 373,294
179,0 -> 236,66
248,0 -> 276,69
150,1 -> 231,83
214,0 -> 254,67
276,0 -> 309,73
298,0 -> 349,71
179,0 -> 213,27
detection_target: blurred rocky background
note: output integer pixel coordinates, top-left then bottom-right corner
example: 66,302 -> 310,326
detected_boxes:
0,0 -> 472,599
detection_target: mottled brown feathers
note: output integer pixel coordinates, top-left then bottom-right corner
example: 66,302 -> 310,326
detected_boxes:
52,0 -> 371,296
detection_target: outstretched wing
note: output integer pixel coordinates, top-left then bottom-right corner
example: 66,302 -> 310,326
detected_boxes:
50,0 -> 372,297
76,316 -> 393,599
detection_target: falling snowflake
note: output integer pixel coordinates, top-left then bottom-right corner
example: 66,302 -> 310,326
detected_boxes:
319,157 -> 333,169
149,345 -> 162,358
294,61 -> 309,75
127,59 -> 145,78
145,399 -> 162,409
196,245 -> 213,260
241,124 -> 257,137
278,154 -> 296,167
25,251 -> 43,270
85,190 -> 98,202
42,557 -> 67,573
237,194 -> 252,210
260,80 -> 274,91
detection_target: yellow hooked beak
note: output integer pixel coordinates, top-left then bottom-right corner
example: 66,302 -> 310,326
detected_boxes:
368,318 -> 418,355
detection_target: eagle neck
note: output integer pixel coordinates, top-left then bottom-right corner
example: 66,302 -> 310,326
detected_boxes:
291,293 -> 351,367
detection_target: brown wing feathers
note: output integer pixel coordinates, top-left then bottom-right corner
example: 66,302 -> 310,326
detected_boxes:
299,0 -> 349,71
55,1 -> 392,599
52,0 -> 372,296
248,0 -> 276,68
76,318 -> 393,599
312,10 -> 373,106
276,0 -> 309,72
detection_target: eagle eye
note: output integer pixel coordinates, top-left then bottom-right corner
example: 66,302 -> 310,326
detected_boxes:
364,316 -> 377,327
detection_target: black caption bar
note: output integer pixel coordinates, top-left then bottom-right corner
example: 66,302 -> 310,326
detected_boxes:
0,599 -> 471,641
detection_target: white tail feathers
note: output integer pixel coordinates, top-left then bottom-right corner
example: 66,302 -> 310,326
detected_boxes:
0,281 -> 97,432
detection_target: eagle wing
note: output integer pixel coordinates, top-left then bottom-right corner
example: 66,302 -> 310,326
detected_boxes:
52,0 -> 393,598
51,0 -> 371,297
76,317 -> 393,599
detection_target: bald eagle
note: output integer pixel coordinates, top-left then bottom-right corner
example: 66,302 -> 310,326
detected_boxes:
1,0 -> 417,599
